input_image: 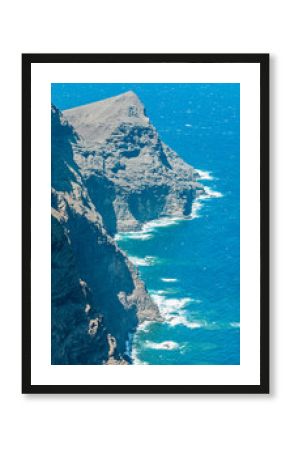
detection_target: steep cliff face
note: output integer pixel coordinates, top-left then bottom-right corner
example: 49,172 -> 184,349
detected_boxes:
51,215 -> 109,364
52,91 -> 205,365
63,91 -> 204,234
51,105 -> 160,365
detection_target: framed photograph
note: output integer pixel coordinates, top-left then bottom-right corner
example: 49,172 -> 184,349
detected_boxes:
22,53 -> 269,394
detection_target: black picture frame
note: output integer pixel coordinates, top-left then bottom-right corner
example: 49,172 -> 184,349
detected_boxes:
22,53 -> 269,394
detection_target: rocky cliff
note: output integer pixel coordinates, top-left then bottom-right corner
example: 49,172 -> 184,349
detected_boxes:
63,91 -> 204,235
51,105 -> 161,365
52,91 -> 204,365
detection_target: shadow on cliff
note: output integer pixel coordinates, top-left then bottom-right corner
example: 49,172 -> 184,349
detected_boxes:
85,175 -> 117,236
66,210 -> 138,359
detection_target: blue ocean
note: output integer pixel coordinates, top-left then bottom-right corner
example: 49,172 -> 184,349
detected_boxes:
52,83 -> 240,365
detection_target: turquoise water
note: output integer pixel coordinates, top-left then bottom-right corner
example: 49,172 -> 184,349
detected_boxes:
52,83 -> 240,365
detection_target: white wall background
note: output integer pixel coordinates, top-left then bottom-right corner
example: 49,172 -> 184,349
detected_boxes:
0,1 -> 287,449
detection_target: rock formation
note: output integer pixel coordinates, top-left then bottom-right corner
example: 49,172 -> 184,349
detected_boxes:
63,91 -> 204,235
52,91 -> 204,364
51,105 -> 160,365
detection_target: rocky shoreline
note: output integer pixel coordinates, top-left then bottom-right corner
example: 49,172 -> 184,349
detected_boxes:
51,91 -> 204,364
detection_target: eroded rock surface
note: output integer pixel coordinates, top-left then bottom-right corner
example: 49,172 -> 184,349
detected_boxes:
63,91 -> 204,234
51,105 -> 160,365
52,92 -> 204,365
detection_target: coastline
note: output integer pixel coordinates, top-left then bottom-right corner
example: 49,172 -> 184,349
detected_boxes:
115,173 -> 223,364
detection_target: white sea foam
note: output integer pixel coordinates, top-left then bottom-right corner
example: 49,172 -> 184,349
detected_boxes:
230,321 -> 240,328
189,185 -> 223,220
204,186 -> 223,198
145,340 -> 180,350
128,256 -> 149,266
154,290 -> 168,295
126,232 -> 153,241
128,256 -> 159,267
116,217 -> 182,243
117,170 -> 224,360
149,292 -> 203,329
150,294 -> 166,304
185,123 -> 193,128
162,298 -> 191,314
196,169 -> 214,181
142,216 -> 181,232
149,293 -> 202,330
190,200 -> 203,219
165,298 -> 191,307
137,320 -> 152,333
116,171 -> 222,246
168,316 -> 203,329
145,256 -> 159,264
133,291 -> 204,362
115,231 -> 153,241
150,295 -> 190,315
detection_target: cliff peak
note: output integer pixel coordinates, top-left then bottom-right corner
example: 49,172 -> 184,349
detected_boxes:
119,90 -> 147,108
113,90 -> 141,104
63,91 -> 148,146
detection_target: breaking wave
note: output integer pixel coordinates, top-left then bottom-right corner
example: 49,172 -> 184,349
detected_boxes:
149,292 -> 204,331
115,231 -> 153,241
203,186 -> 223,198
144,340 -> 180,350
128,256 -> 159,267
196,169 -> 214,180
116,168 -> 226,364
168,316 -> 203,329
161,278 -> 178,283
230,322 -> 240,328
116,176 -> 222,247
142,216 -> 182,232
190,200 -> 203,219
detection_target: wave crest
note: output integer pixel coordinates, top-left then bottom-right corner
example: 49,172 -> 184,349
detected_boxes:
168,316 -> 203,329
196,169 -> 214,180
128,255 -> 159,267
161,278 -> 178,283
115,231 -> 153,241
145,340 -> 180,350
